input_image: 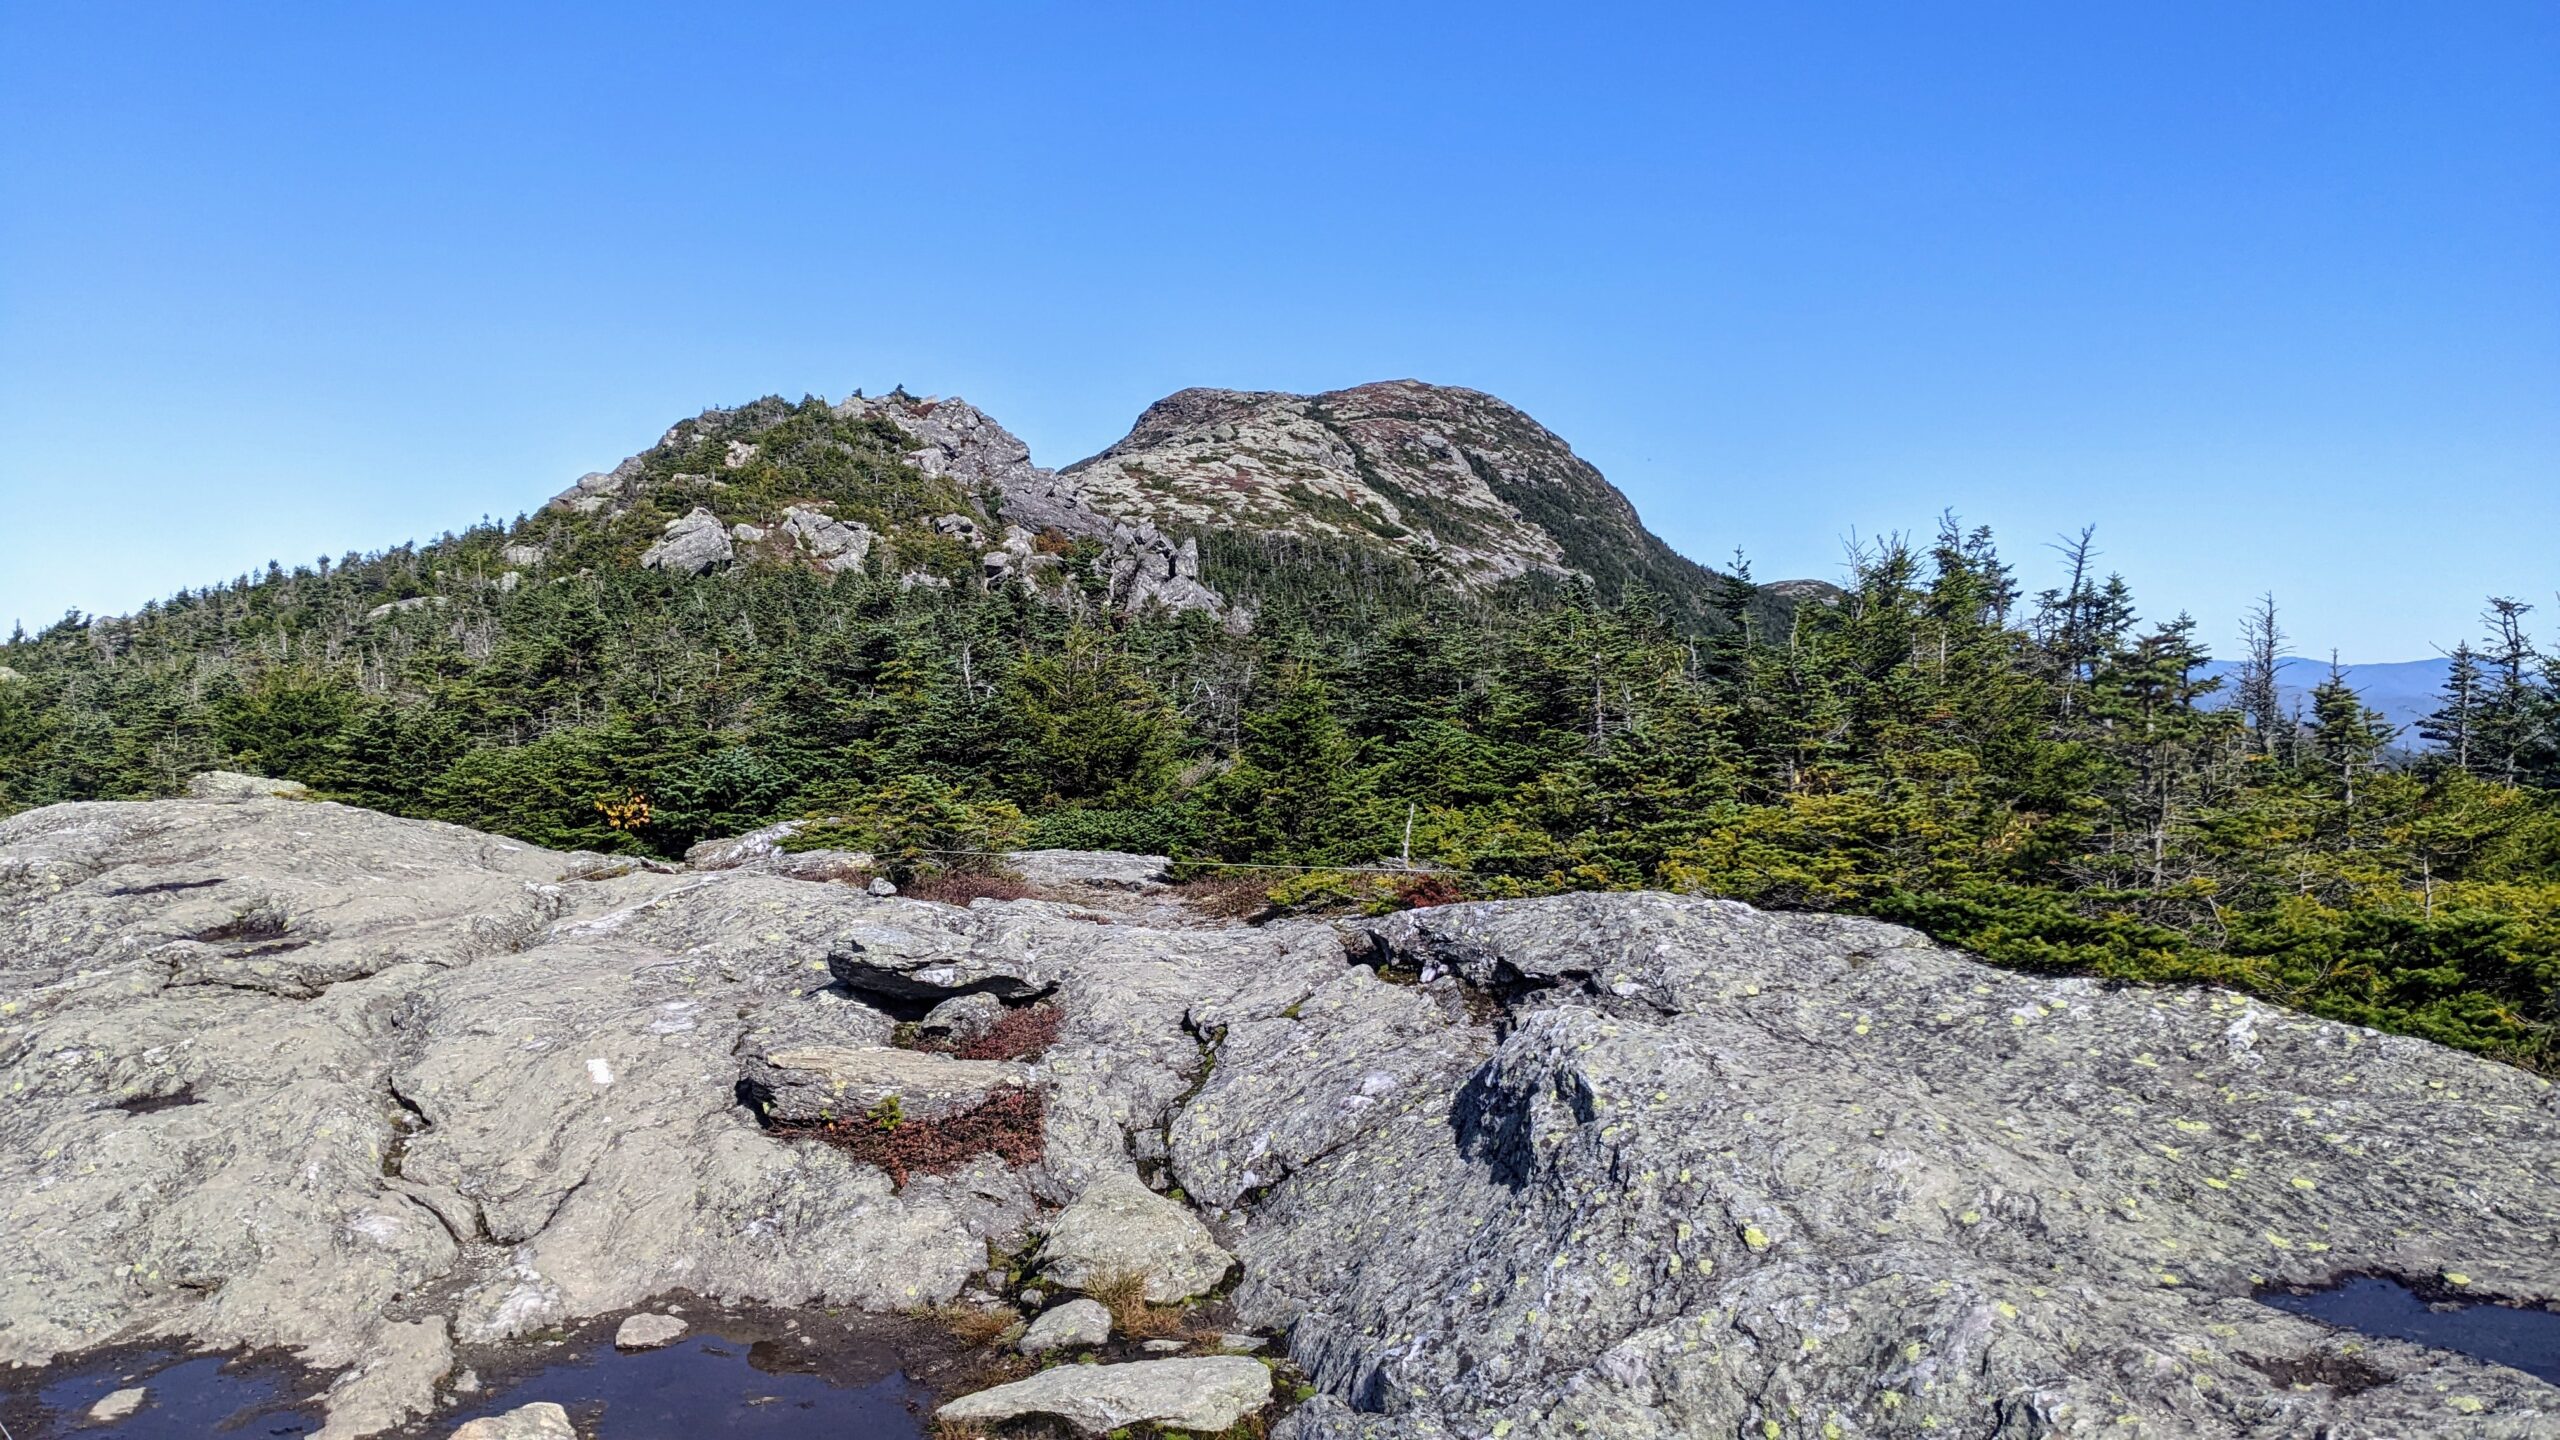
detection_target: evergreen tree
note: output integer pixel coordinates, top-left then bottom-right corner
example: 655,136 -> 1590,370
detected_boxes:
2419,643 -> 2486,775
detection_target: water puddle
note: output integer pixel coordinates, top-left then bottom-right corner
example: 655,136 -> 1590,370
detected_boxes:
4,1348 -> 320,1438
433,1323 -> 933,1438
2,1308 -> 940,1440
2259,1276 -> 2560,1385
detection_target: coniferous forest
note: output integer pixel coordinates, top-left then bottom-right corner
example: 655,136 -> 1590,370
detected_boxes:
3,406 -> 2555,1072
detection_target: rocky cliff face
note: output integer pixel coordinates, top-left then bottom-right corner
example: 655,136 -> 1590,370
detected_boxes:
4,791 -> 2556,1436
1061,381 -> 1775,624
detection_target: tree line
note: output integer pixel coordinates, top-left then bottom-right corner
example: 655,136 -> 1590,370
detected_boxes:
2,502 -> 2554,1069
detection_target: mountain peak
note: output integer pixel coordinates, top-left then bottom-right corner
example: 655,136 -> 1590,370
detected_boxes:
527,380 -> 1790,633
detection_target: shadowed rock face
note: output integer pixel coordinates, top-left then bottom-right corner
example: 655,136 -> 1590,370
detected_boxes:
5,798 -> 2557,1438
1202,896 -> 2560,1439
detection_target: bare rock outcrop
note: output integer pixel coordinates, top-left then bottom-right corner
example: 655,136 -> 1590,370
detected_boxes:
6,798 -> 2558,1438
638,506 -> 734,575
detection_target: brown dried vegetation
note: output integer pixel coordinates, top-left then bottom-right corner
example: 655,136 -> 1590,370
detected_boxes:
791,1087 -> 1046,1187
1076,1267 -> 1190,1340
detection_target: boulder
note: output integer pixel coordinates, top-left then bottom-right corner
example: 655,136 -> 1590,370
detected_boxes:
450,1402 -> 576,1439
639,507 -> 733,575
363,595 -> 447,622
684,821 -> 805,870
612,1311 -> 685,1350
919,992 -> 1005,1045
1005,849 -> 1173,894
778,505 -> 874,573
89,1386 -> 146,1421
737,1045 -> 1034,1127
1018,1296 -> 1112,1354
937,1356 -> 1272,1436
499,544 -> 545,568
1039,1173 -> 1234,1302
186,770 -> 311,801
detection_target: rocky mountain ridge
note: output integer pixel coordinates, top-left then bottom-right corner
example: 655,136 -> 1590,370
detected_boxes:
522,380 -> 1802,631
2,785 -> 2555,1437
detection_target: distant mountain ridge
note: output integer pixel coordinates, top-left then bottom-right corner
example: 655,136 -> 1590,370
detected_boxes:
2199,655 -> 2453,740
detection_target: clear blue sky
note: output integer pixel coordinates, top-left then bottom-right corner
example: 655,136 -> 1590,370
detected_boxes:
3,2 -> 2553,660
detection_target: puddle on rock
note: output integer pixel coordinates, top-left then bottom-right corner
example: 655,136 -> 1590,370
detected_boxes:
4,1306 -> 942,1440
430,1323 -> 934,1439
2259,1275 -> 2560,1385
3,1347 -> 321,1439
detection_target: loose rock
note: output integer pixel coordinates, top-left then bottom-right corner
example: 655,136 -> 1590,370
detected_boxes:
919,992 -> 1005,1045
89,1386 -> 147,1421
612,1312 -> 685,1351
449,1401 -> 577,1439
1018,1297 -> 1112,1354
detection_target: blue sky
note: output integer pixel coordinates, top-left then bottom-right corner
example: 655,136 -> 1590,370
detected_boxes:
2,2 -> 2552,660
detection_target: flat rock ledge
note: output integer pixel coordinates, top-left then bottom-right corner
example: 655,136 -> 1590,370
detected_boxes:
739,1044 -> 1035,1126
938,1356 -> 1273,1436
1039,1172 -> 1236,1303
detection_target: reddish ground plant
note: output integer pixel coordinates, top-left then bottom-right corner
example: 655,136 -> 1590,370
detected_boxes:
900,870 -> 1040,906
791,1087 -> 1046,1188
1394,873 -> 1465,909
943,1003 -> 1063,1062
1172,873 -> 1275,921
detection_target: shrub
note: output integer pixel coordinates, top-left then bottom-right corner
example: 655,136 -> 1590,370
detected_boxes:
787,774 -> 1027,882
902,869 -> 1038,906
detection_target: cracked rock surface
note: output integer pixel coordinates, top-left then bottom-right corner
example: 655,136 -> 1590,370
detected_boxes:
5,799 -> 2558,1439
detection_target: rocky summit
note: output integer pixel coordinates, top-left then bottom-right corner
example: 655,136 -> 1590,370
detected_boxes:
520,379 -> 1803,632
3,788 -> 2558,1437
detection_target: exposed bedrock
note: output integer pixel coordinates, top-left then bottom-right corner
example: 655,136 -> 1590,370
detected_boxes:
3,800 -> 2556,1437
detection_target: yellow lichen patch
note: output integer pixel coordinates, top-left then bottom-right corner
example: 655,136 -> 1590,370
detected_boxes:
2444,1271 -> 2472,1287
1743,1225 -> 1773,1250
2289,1177 -> 2317,1191
1995,1300 -> 2019,1319
2449,1396 -> 2485,1414
2157,1273 -> 2182,1286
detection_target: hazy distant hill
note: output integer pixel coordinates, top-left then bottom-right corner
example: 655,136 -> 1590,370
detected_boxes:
2200,655 -> 2453,740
